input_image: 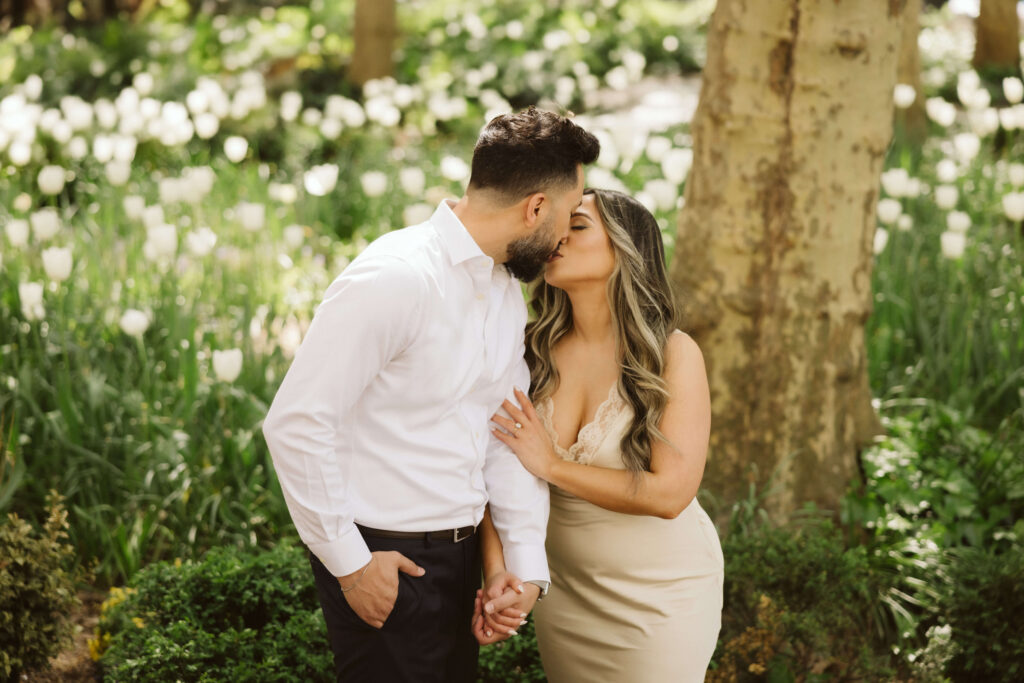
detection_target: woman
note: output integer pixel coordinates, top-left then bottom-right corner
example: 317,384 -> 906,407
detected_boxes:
478,188 -> 723,682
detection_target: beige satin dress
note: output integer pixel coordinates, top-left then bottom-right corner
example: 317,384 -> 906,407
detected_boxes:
532,386 -> 724,683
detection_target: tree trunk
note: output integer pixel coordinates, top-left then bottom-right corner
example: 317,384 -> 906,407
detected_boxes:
350,0 -> 396,87
671,0 -> 896,516
897,0 -> 928,143
973,0 -> 1021,76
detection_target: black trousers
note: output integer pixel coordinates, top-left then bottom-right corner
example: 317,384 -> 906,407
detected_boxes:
309,530 -> 481,683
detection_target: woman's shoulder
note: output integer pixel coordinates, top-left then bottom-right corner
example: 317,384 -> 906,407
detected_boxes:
664,330 -> 706,382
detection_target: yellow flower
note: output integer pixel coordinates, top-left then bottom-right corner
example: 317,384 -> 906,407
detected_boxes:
132,617 -> 146,629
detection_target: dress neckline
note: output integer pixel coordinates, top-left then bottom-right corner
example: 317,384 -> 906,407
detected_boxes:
540,383 -> 621,461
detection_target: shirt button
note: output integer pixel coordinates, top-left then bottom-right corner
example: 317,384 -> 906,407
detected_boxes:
476,292 -> 485,301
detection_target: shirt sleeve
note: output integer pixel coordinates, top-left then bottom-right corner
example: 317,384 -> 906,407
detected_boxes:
483,351 -> 552,584
262,255 -> 424,577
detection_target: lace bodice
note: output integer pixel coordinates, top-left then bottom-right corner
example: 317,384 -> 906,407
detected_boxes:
536,384 -> 633,468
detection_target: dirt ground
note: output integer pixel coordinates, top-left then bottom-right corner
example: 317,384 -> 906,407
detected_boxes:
22,590 -> 103,682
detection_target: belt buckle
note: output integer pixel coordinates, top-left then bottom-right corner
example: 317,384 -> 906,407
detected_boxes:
453,526 -> 472,543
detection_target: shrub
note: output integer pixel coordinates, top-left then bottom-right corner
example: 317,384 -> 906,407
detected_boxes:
709,509 -> 894,682
943,545 -> 1024,682
95,542 -> 334,682
477,618 -> 546,683
0,491 -> 81,682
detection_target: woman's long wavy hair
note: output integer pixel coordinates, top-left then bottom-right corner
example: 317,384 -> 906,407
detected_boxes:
524,188 -> 679,474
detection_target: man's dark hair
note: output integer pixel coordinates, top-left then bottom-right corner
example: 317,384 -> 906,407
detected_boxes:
469,107 -> 600,203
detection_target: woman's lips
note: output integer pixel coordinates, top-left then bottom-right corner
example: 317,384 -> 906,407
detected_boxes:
546,250 -> 562,263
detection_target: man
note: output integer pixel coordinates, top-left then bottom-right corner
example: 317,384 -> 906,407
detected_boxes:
262,106 -> 600,682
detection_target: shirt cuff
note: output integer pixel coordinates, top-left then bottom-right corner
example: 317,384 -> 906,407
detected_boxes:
503,542 -> 550,585
307,525 -> 372,577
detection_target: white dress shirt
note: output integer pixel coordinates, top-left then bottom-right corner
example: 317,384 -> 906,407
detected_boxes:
262,199 -> 551,584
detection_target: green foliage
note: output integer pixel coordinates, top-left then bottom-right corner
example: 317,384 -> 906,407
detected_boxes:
841,399 -> 1023,655
943,545 -> 1024,682
0,491 -> 81,682
476,619 -> 546,683
711,506 -> 894,682
97,542 -> 333,682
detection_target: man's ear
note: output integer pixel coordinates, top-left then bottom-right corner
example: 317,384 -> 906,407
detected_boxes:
523,192 -> 546,229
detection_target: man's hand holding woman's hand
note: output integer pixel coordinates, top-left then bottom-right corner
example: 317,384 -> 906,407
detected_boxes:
338,551 -> 425,629
471,571 -> 541,645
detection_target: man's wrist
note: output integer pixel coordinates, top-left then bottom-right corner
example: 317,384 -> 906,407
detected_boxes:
525,580 -> 549,600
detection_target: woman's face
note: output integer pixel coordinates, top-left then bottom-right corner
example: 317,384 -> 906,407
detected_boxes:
543,193 -> 617,290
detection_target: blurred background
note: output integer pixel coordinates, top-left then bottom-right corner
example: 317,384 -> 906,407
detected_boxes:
0,1 -> 1022,681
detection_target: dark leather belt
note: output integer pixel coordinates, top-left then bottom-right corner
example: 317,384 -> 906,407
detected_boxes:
356,524 -> 477,543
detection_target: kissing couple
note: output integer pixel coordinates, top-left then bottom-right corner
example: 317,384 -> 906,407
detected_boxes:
263,106 -> 723,682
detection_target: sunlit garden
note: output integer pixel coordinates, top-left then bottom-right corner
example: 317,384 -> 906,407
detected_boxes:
1,0 -> 1022,681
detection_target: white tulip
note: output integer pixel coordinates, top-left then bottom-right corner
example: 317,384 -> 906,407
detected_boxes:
936,158 -> 959,184
303,163 -> 339,197
142,205 -> 165,229
186,226 -> 218,256
644,136 -> 672,163
144,223 -> 178,261
105,161 -> 131,186
893,84 -> 916,109
946,210 -> 971,233
194,113 -> 219,140
925,97 -> 957,127
186,88 -> 209,115
269,182 -> 298,205
635,191 -> 657,214
119,308 -> 150,337
873,227 -> 889,254
1003,77 -> 1024,105
280,91 -> 302,122
999,107 -> 1019,131
880,168 -> 910,197
236,202 -> 266,232
298,107 -> 321,129
876,198 -> 902,225
940,231 -> 966,259
399,167 -> 426,196
67,136 -> 88,160
13,193 -> 31,213
212,348 -> 243,383
41,246 -> 73,282
158,177 -> 184,204
934,185 -> 958,210
277,318 -> 303,358
319,117 -> 343,140
593,130 -> 619,170
403,203 -> 434,226
134,72 -> 154,96
93,134 -> 114,163
5,219 -> 29,247
360,171 -> 388,198
182,166 -> 216,203
897,214 -> 913,232
952,133 -> 980,162
643,179 -> 678,212
30,208 -> 61,241
1008,163 -> 1024,187
23,74 -> 43,100
283,224 -> 306,248
8,140 -> 32,166
18,282 -> 45,321
660,148 -> 693,185
1002,192 -> 1024,221
224,136 -> 248,163
440,156 -> 470,182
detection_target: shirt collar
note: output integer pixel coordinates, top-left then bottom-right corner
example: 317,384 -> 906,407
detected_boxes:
431,199 -> 492,268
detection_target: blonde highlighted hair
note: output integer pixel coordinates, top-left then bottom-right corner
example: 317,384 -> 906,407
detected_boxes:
525,188 -> 678,473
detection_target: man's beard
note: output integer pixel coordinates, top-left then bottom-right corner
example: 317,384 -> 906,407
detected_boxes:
505,215 -> 556,282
